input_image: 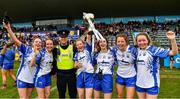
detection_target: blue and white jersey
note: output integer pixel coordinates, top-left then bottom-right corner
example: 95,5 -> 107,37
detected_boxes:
17,44 -> 37,83
93,49 -> 115,75
36,48 -> 53,77
74,49 -> 94,75
114,45 -> 137,78
136,45 -> 169,88
3,48 -> 15,66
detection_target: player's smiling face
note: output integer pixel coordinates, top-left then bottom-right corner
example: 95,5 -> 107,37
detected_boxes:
116,37 -> 127,51
46,40 -> 54,52
33,38 -> 42,50
137,35 -> 149,49
99,39 -> 107,50
76,40 -> 84,52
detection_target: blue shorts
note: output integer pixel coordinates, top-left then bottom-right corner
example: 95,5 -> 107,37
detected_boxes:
2,64 -> 14,70
93,74 -> 113,93
17,80 -> 34,88
116,75 -> 136,87
35,73 -> 51,88
77,72 -> 94,88
136,86 -> 159,95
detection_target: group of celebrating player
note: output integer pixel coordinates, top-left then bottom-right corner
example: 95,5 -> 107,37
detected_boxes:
0,21 -> 178,99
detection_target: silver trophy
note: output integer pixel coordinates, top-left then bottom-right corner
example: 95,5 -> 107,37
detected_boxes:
83,12 -> 105,41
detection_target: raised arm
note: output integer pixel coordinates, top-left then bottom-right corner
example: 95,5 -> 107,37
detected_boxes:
80,30 -> 89,41
166,31 -> 178,56
3,23 -> 22,47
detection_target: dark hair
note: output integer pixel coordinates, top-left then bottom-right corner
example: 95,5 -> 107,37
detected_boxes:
96,38 -> 109,52
87,31 -> 93,35
135,32 -> 151,45
116,34 -> 129,45
42,38 -> 54,50
84,31 -> 93,42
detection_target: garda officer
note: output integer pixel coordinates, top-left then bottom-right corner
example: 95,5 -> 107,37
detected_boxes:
52,30 -> 77,98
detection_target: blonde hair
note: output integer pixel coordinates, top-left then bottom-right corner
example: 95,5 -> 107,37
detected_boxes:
75,39 -> 85,45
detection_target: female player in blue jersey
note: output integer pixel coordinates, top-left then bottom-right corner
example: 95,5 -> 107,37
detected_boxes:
30,38 -> 54,99
113,34 -> 137,98
74,39 -> 94,99
0,42 -> 16,89
135,31 -> 178,99
93,38 -> 115,99
3,23 -> 42,98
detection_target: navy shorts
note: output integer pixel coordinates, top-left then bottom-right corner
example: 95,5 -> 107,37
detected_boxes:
17,80 -> 34,88
93,74 -> 113,93
116,75 -> 136,87
77,72 -> 94,88
35,73 -> 51,88
136,86 -> 159,95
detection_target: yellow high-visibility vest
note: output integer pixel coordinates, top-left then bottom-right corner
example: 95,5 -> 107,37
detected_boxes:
56,45 -> 74,70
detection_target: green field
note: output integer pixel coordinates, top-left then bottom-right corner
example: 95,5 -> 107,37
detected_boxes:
0,62 -> 180,98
